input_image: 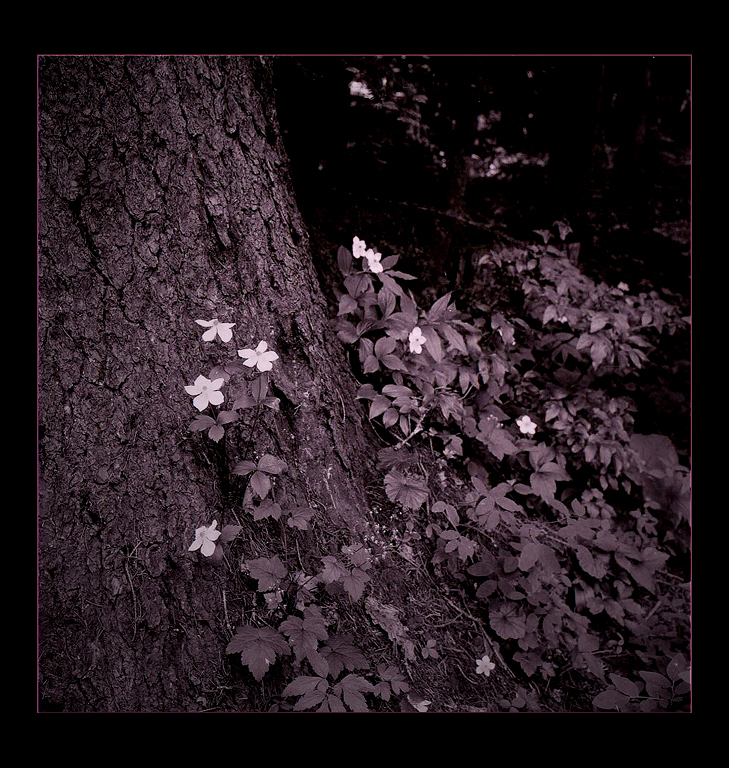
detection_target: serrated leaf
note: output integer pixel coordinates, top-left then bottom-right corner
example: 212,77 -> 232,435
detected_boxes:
225,625 -> 291,681
335,674 -> 374,712
287,506 -> 314,530
319,556 -> 348,584
189,415 -> 216,432
219,524 -> 242,543
245,555 -> 288,592
208,425 -> 225,442
249,470 -> 271,499
383,470 -> 429,510
282,674 -> 328,698
251,500 -> 283,521
320,634 -> 368,678
257,454 -> 288,475
233,459 -> 256,475
343,568 -> 370,601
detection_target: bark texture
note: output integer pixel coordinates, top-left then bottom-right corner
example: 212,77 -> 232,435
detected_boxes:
38,55 -> 376,711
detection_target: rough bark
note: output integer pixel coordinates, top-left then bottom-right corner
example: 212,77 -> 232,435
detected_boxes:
38,55 -> 376,712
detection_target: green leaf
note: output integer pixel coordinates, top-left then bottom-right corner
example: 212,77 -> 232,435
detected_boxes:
250,470 -> 271,499
593,688 -> 630,711
343,567 -> 371,601
610,673 -> 641,698
233,459 -> 256,475
334,674 -> 374,712
319,556 -> 348,584
208,425 -> 225,442
427,292 -> 452,323
257,454 -> 288,475
337,245 -> 353,275
219,524 -> 242,543
225,625 -> 291,681
244,555 -> 288,592
287,506 -> 315,530
518,542 -> 541,572
189,415 -> 216,432
279,613 -> 329,660
320,634 -> 368,678
383,470 -> 429,510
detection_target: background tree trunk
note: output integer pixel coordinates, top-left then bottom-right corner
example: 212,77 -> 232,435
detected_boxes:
38,55 -> 376,712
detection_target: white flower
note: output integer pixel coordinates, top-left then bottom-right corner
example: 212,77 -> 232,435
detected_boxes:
516,415 -> 537,436
352,236 -> 367,259
188,520 -> 221,557
617,282 -> 630,292
475,653 -> 495,677
364,247 -> 383,274
409,326 -> 426,354
185,374 -> 225,411
349,80 -> 373,99
195,318 -> 236,343
238,341 -> 279,372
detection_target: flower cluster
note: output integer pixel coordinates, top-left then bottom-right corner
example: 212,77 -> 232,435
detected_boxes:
352,236 -> 383,274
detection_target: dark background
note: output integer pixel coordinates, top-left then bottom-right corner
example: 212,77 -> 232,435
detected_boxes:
272,54 -> 691,455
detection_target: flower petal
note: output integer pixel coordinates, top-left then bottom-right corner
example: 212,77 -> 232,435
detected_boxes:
256,341 -> 268,353
200,539 -> 216,557
188,538 -> 202,552
202,327 -> 217,341
208,390 -> 224,406
193,393 -> 209,411
196,319 -> 215,327
217,324 -> 234,342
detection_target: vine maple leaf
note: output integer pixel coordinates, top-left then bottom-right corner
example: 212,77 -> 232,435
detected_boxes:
225,625 -> 290,681
279,611 -> 329,660
244,555 -> 288,592
383,470 -> 429,511
320,634 -> 368,678
333,674 -> 374,712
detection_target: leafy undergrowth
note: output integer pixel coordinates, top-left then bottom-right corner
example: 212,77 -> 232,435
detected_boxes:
187,222 -> 690,712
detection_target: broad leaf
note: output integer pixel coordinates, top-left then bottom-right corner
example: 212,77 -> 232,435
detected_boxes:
245,555 -> 288,592
383,470 -> 429,510
225,625 -> 290,681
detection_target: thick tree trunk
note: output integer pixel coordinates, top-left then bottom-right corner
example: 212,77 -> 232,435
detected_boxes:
38,55 -> 375,711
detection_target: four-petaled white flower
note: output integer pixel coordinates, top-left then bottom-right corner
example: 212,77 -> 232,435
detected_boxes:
475,653 -> 495,677
516,415 -> 537,436
364,247 -> 383,274
352,236 -> 367,259
185,374 -> 225,411
195,318 -> 236,342
188,520 -> 221,557
238,341 -> 279,372
409,326 -> 426,354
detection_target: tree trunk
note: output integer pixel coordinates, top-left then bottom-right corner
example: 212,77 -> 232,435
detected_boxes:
38,55 -> 376,711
